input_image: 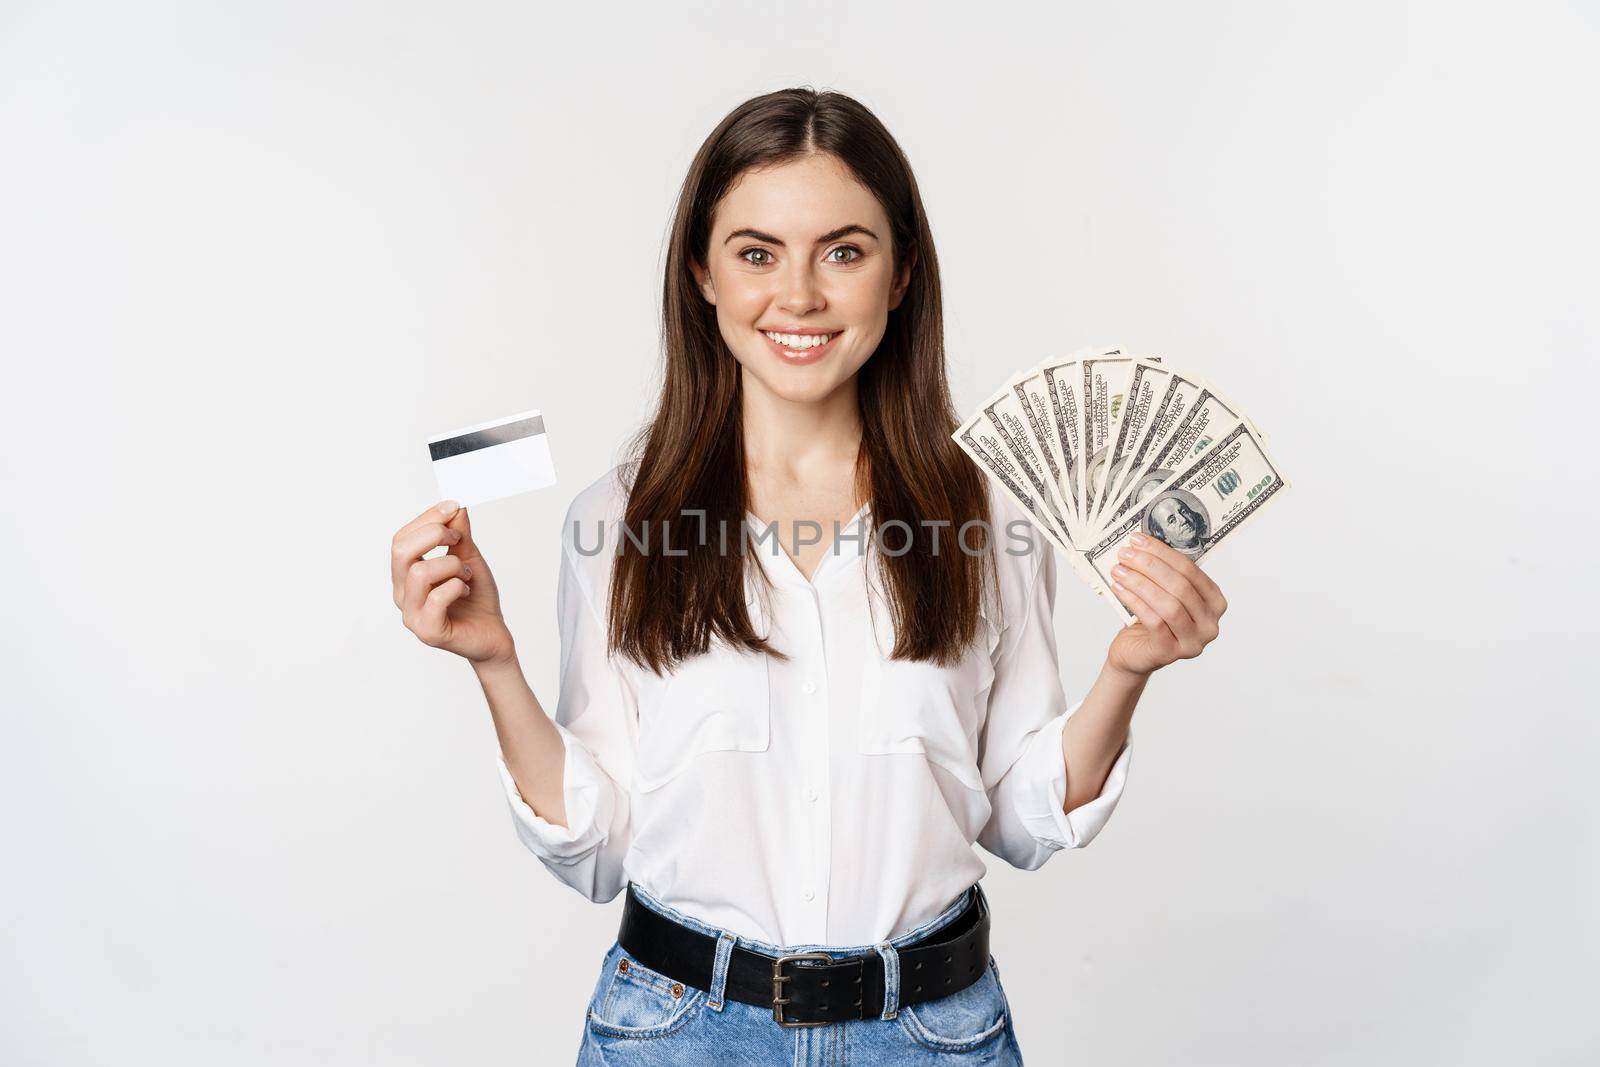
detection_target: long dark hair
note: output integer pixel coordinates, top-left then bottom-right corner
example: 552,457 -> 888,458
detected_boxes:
609,87 -> 993,674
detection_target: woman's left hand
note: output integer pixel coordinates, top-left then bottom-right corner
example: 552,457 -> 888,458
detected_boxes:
1105,533 -> 1228,679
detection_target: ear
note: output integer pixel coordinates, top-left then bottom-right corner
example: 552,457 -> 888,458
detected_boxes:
689,257 -> 717,306
888,243 -> 918,311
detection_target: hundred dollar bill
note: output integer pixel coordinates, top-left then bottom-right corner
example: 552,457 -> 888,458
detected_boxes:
1035,345 -> 1123,539
1086,355 -> 1170,532
1009,368 -> 1080,544
952,413 -> 1133,622
976,374 -> 1079,548
1079,353 -> 1155,535
1093,364 -> 1205,535
1036,357 -> 1085,535
1082,419 -> 1290,592
1099,378 -> 1257,532
952,409 -> 1072,550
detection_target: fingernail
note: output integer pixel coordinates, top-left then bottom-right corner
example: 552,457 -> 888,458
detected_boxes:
461,565 -> 473,579
439,499 -> 460,516
1118,547 -> 1134,560
1129,533 -> 1148,546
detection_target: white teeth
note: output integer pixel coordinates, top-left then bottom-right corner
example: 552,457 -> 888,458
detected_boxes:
764,330 -> 836,350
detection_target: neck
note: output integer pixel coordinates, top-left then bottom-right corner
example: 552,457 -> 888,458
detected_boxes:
740,370 -> 863,488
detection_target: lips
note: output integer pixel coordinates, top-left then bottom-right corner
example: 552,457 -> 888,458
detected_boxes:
759,329 -> 842,365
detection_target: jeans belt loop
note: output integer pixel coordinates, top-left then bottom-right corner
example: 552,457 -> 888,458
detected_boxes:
873,941 -> 901,1020
708,930 -> 737,1012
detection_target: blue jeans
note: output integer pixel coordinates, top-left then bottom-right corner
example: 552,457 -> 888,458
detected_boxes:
574,880 -> 1025,1065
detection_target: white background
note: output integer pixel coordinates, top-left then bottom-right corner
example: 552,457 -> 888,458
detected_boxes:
3,2 -> 1596,1064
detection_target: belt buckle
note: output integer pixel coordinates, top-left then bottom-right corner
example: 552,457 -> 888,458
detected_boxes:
771,951 -> 836,1027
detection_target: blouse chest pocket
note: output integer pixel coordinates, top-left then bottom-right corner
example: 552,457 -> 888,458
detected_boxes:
856,598 -> 1000,793
632,642 -> 772,793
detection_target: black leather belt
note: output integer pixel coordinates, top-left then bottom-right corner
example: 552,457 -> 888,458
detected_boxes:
617,882 -> 991,1027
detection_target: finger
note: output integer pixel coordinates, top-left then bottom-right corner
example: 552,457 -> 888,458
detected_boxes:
390,521 -> 463,597
1136,534 -> 1228,617
397,499 -> 462,541
391,501 -> 464,587
1195,563 -> 1228,619
1111,575 -> 1178,644
445,506 -> 479,560
1117,544 -> 1211,633
401,553 -> 473,614
414,577 -> 471,644
1112,559 -> 1198,645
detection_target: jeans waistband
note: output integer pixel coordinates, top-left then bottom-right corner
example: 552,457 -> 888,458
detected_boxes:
625,880 -> 986,960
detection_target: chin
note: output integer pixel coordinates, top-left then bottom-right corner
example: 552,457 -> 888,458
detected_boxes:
746,368 -> 844,404
731,338 -> 861,397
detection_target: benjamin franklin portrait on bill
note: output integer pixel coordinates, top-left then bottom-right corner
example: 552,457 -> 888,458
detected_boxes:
1141,488 -> 1211,558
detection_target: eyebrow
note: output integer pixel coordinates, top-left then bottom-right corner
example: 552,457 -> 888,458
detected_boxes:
723,224 -> 880,246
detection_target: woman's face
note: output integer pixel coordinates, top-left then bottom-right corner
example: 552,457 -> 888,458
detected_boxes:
691,152 -> 912,405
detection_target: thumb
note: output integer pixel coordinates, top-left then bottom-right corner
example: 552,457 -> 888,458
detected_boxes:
445,505 -> 480,558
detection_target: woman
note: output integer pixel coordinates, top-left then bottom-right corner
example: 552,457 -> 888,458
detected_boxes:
389,88 -> 1226,1064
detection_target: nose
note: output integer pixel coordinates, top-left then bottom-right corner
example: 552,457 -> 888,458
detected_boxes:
776,261 -> 825,317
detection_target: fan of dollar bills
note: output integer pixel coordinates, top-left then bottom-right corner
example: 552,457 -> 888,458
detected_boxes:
952,345 -> 1291,626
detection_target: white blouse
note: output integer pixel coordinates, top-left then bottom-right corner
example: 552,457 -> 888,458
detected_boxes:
496,465 -> 1133,947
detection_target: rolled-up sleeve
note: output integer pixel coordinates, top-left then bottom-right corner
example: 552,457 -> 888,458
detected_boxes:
498,530 -> 637,903
976,545 -> 1133,870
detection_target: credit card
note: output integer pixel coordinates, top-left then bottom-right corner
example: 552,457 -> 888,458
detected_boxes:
427,408 -> 557,508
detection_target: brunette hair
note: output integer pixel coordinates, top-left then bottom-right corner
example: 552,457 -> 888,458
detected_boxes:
609,87 -> 993,674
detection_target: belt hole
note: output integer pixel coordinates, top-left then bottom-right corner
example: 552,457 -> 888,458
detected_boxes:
969,964 -> 976,973
943,955 -> 952,964
821,1002 -> 829,1009
914,961 -> 923,971
944,977 -> 952,985
821,979 -> 829,987
853,975 -> 862,984
914,984 -> 923,993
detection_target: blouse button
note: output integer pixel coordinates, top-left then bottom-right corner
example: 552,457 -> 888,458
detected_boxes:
802,680 -> 817,695
803,786 -> 818,802
802,887 -> 815,901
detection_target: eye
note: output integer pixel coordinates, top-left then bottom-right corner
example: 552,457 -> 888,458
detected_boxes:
739,248 -> 774,266
826,245 -> 863,264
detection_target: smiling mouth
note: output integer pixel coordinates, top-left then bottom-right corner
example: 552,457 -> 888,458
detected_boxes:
761,329 -> 840,353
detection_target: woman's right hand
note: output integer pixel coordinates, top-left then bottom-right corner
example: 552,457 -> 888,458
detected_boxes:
391,500 -> 516,666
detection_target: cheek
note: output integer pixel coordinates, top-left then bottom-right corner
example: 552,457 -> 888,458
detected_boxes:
833,274 -> 895,347
834,265 -> 896,317
711,272 -> 771,322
